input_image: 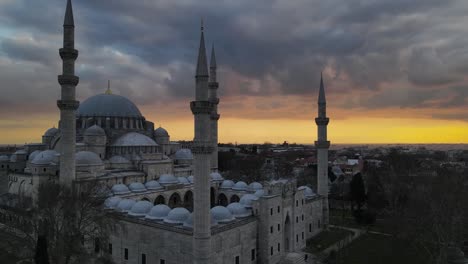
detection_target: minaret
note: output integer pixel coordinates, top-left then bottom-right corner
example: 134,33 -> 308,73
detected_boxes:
57,0 -> 79,187
315,73 -> 330,226
209,44 -> 220,171
191,21 -> 213,264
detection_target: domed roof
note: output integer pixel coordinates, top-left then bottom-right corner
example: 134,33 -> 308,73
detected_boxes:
145,180 -> 163,190
77,93 -> 142,118
9,154 -> 17,162
128,200 -> 153,217
174,149 -> 193,160
164,207 -> 190,225
28,150 -> 41,162
0,155 -> 9,162
75,151 -> 103,166
227,202 -> 252,218
14,149 -> 27,155
298,186 -> 316,198
112,132 -> 158,147
84,125 -> 106,136
111,184 -> 131,195
248,182 -> 263,192
220,180 -> 235,189
44,127 -> 59,137
31,150 -> 60,165
254,189 -> 265,197
211,206 -> 235,223
109,155 -> 130,164
187,175 -> 194,184
128,182 -> 147,193
210,172 -> 224,182
232,181 -> 248,191
154,127 -> 169,137
104,196 -> 122,209
116,199 -> 136,212
159,174 -> 178,185
178,177 -> 190,185
146,204 -> 171,221
239,194 -> 259,208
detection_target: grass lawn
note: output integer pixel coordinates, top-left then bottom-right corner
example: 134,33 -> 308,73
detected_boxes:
331,233 -> 429,264
305,227 -> 354,254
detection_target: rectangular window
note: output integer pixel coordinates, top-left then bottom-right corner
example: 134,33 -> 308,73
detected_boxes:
160,260 -> 165,264
278,224 -> 280,231
271,247 -> 273,256
108,243 -> 112,255
296,234 -> 298,242
302,232 -> 304,240
309,224 -> 312,232
251,249 -> 255,261
270,208 -> 273,215
277,206 -> 280,213
124,248 -> 128,260
278,243 -> 280,252
296,200 -> 298,207
296,216 -> 298,223
270,226 -> 273,233
302,214 -> 304,221
236,256 -> 240,264
142,254 -> 146,264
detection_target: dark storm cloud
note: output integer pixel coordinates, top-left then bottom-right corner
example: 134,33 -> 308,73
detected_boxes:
0,0 -> 467,120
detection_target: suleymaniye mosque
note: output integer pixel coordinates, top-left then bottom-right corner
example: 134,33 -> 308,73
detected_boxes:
0,1 -> 331,263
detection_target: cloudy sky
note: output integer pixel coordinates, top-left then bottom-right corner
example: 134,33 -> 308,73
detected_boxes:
1,0 -> 467,144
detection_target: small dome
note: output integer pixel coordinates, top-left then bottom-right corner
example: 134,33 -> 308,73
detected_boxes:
159,174 -> 178,185
145,180 -> 163,190
109,155 -> 130,164
211,206 -> 235,223
9,154 -> 17,162
164,207 -> 190,225
111,184 -> 131,195
0,155 -> 9,162
75,151 -> 103,166
239,194 -> 259,208
104,196 -> 122,209
146,204 -> 171,221
187,175 -> 194,184
28,150 -> 41,162
178,177 -> 190,185
232,181 -> 248,191
210,172 -> 224,182
154,127 -> 169,137
84,124 -> 106,136
128,201 -> 153,217
174,149 -> 193,160
298,186 -> 316,198
14,149 -> 27,155
116,199 -> 136,212
31,150 -> 60,165
44,127 -> 59,137
112,132 -> 158,147
254,189 -> 265,197
220,180 -> 235,189
227,202 -> 252,218
248,182 -> 263,192
128,182 -> 147,193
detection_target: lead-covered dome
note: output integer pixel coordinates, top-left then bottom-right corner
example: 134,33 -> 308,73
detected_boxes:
145,180 -> 163,190
248,182 -> 263,192
112,132 -> 158,147
240,194 -> 259,208
75,151 -> 103,166
77,93 -> 142,118
210,172 -> 224,182
174,149 -> 193,160
227,202 -> 252,218
128,201 -> 153,217
111,184 -> 131,195
154,127 -> 169,137
232,181 -> 248,191
44,127 -> 59,137
211,206 -> 235,223
220,180 -> 235,189
164,207 -> 190,225
146,204 -> 171,221
128,182 -> 147,193
116,199 -> 136,212
298,186 -> 316,199
31,150 -> 60,165
158,174 -> 178,186
84,125 -> 106,136
104,196 -> 122,209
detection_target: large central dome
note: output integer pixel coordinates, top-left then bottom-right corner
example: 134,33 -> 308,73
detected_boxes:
77,93 -> 142,118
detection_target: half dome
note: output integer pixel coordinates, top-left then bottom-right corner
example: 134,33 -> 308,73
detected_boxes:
112,132 -> 158,147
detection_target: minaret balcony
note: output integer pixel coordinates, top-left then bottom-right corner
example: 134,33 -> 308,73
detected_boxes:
315,141 -> 330,149
210,113 -> 220,121
58,75 -> 79,86
59,48 -> 78,60
315,117 -> 329,126
190,101 -> 214,114
209,82 -> 219,89
57,100 -> 80,111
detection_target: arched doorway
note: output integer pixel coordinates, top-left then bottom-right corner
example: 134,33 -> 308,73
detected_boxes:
218,193 -> 228,206
230,195 -> 240,203
184,191 -> 194,212
284,214 -> 291,252
154,195 -> 165,205
210,187 -> 216,207
168,193 -> 182,208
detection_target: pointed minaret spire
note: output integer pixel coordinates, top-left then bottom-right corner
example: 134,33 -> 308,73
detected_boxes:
64,0 -> 74,27
318,72 -> 326,104
196,19 -> 209,77
209,44 -> 217,83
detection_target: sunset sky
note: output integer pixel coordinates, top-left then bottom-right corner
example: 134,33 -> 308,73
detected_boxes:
0,0 -> 467,144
